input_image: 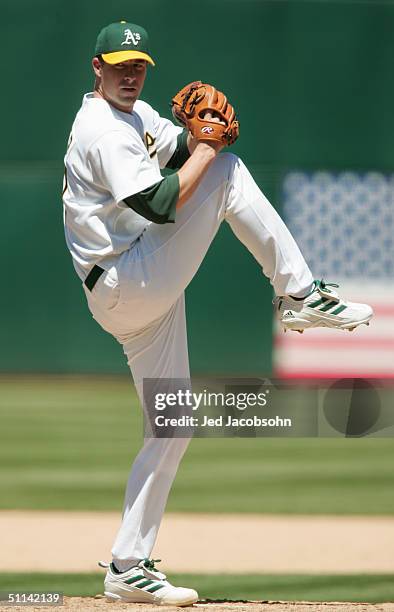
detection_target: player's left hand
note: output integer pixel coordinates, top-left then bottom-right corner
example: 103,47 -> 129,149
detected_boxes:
171,81 -> 239,146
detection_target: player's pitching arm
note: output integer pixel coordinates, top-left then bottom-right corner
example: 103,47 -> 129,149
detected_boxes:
124,81 -> 237,226
176,137 -> 222,209
123,114 -> 228,224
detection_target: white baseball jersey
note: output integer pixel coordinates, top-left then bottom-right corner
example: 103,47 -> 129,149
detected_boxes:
63,93 -> 182,280
63,91 -> 315,573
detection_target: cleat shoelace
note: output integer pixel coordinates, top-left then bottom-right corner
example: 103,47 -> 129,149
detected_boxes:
273,279 -> 340,308
318,279 -> 339,291
142,558 -> 162,572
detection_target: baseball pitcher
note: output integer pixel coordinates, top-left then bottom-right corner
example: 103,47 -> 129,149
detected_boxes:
62,20 -> 373,605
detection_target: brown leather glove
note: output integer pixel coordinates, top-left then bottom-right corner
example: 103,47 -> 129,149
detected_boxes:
171,81 -> 239,146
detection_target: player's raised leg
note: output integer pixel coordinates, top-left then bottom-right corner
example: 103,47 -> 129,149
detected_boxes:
109,151 -> 314,331
113,152 -> 372,333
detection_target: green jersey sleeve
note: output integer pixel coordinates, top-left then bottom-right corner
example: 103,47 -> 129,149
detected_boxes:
123,173 -> 179,224
165,130 -> 190,169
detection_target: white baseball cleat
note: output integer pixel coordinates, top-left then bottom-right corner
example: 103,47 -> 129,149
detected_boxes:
100,558 -> 198,606
274,279 -> 373,333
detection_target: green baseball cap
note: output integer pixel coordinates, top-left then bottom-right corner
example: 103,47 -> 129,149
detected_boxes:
95,21 -> 155,66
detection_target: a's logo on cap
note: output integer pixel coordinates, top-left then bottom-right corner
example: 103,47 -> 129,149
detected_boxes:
121,29 -> 141,46
201,126 -> 214,134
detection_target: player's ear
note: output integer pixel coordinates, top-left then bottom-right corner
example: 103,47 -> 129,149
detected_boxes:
92,56 -> 103,78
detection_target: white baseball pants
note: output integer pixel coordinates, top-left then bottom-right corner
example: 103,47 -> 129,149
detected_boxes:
83,153 -> 313,568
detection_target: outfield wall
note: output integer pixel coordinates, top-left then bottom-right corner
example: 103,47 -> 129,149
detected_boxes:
2,0 -> 394,374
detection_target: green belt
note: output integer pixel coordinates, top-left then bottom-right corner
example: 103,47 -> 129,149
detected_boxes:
84,265 -> 104,291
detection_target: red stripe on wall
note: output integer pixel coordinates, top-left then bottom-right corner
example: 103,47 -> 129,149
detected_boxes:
275,336 -> 394,349
368,305 -> 394,316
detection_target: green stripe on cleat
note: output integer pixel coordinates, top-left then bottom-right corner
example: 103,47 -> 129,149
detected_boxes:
146,584 -> 165,593
331,304 -> 347,315
135,580 -> 154,589
125,574 -> 146,585
309,297 -> 328,308
319,300 -> 340,312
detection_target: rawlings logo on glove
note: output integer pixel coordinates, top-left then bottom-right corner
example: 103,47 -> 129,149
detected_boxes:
171,81 -> 239,146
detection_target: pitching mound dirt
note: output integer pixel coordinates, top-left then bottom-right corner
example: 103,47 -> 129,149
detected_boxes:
3,599 -> 394,612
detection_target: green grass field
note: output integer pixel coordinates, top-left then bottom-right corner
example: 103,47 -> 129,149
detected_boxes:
0,573 -> 393,603
1,376 -> 394,514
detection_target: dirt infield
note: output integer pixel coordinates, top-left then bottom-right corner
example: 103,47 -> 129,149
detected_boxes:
1,512 -> 394,573
2,512 -> 394,612
3,598 -> 394,612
